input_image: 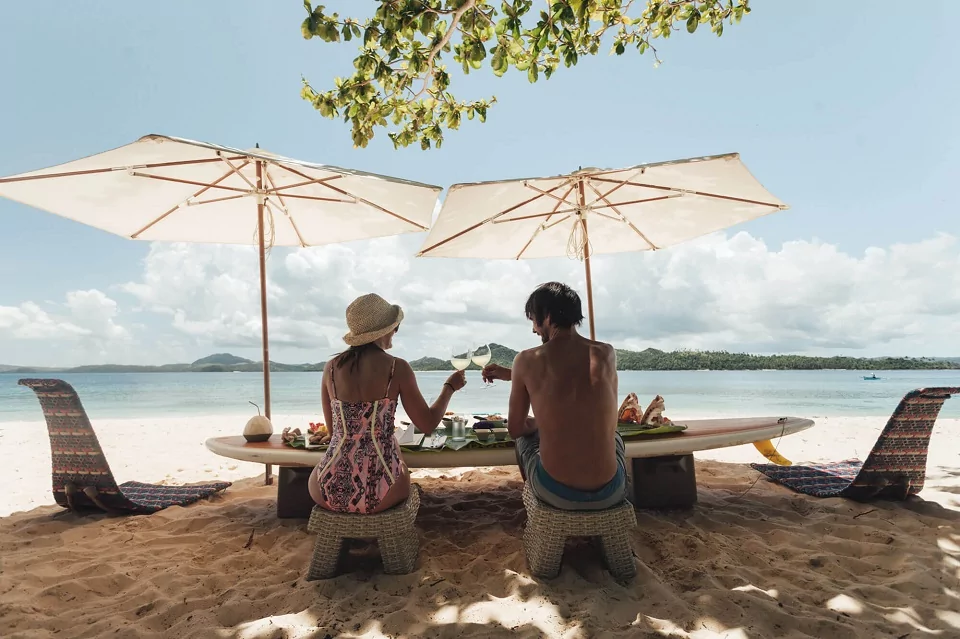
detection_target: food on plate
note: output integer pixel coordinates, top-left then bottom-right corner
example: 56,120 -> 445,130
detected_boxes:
280,427 -> 302,444
640,395 -> 672,426
485,414 -> 504,421
308,432 -> 331,446
617,393 -> 642,424
619,393 -> 673,427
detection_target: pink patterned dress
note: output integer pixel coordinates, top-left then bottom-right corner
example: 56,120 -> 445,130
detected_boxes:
314,359 -> 404,514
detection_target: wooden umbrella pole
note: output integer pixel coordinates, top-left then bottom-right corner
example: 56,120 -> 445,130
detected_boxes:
256,159 -> 274,486
578,180 -> 596,340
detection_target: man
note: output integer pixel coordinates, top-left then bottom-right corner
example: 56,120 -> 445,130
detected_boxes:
482,282 -> 626,510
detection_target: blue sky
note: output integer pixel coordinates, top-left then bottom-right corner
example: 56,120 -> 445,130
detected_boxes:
2,1 -> 959,366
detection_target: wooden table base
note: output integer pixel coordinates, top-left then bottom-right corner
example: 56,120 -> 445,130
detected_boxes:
277,467 -> 316,518
628,454 -> 698,509
272,455 -> 699,518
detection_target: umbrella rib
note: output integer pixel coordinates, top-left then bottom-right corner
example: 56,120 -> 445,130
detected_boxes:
0,155 -> 247,184
220,155 -> 257,190
270,193 -> 355,203
589,177 -> 785,208
492,211 -> 563,224
587,195 -> 681,210
131,172 -> 251,194
542,213 -> 573,231
417,181 -> 572,256
522,181 -> 580,209
265,175 -> 344,194
586,182 -> 659,250
591,210 -> 622,222
264,169 -> 308,248
187,194 -> 247,206
130,160 -> 251,239
515,183 -> 577,259
580,168 -> 644,209
275,163 -> 427,230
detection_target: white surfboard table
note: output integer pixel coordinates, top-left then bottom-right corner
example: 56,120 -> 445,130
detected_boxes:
206,416 -> 814,517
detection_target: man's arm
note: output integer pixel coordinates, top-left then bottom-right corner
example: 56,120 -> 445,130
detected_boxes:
481,363 -> 511,382
507,352 -> 536,439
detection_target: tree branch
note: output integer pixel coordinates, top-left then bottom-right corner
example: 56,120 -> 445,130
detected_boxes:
410,0 -> 477,100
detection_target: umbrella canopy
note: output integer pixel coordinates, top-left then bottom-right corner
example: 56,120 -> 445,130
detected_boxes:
417,153 -> 788,338
0,134 -> 442,418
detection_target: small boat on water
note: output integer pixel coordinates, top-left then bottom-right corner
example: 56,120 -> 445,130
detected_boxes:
862,374 -> 881,381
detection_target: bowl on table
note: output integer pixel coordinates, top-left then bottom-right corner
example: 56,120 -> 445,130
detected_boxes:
474,428 -> 492,442
492,427 -> 509,441
474,420 -> 502,430
474,418 -> 505,429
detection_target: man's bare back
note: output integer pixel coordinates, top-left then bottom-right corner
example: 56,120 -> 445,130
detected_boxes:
509,333 -> 619,490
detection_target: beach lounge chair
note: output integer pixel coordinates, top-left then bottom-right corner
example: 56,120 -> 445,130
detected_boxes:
751,387 -> 959,500
305,485 -> 421,580
19,378 -> 231,514
521,484 -> 637,581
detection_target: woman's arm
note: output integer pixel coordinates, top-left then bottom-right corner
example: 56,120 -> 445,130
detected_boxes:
320,361 -> 334,428
396,359 -> 465,435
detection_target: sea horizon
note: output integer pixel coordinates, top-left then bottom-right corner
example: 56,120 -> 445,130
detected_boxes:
4,369 -> 960,423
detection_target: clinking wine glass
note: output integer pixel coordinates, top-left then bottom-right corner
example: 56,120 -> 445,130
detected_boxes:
471,344 -> 493,388
449,347 -> 471,372
439,347 -> 470,445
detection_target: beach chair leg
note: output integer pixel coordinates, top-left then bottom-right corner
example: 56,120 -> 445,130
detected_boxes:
63,481 -> 79,512
599,532 -> 637,581
82,486 -> 121,515
378,530 -> 419,575
306,535 -> 344,581
524,527 -> 564,579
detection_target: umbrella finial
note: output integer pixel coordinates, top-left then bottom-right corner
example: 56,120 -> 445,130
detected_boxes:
255,142 -> 260,149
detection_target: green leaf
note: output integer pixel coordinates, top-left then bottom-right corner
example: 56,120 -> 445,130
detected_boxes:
301,17 -> 314,39
300,0 -> 750,150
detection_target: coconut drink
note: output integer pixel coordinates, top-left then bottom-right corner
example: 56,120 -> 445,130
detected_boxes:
243,401 -> 274,442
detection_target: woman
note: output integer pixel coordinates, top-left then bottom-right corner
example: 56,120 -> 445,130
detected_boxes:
309,293 -> 466,514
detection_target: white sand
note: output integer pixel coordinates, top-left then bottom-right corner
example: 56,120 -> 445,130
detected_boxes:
1,413 -> 959,638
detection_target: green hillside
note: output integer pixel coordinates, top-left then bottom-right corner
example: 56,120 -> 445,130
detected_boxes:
3,344 -> 958,373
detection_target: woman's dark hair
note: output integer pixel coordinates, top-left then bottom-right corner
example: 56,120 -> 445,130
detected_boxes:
334,325 -> 399,372
524,282 -> 584,329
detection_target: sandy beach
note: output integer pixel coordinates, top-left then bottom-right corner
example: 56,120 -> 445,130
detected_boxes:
1,414 -> 959,638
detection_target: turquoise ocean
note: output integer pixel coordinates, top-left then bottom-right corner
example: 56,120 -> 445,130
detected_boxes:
3,370 -> 960,423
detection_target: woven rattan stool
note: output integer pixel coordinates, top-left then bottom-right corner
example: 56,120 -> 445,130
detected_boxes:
521,483 -> 637,580
305,485 -> 421,580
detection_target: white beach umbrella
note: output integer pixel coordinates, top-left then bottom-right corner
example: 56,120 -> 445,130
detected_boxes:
417,153 -> 788,339
0,134 -> 442,419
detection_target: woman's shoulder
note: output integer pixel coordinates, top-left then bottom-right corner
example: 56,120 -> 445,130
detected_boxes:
391,356 -> 412,370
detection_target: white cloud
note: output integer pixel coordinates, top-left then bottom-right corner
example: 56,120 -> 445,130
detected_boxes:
5,232 -> 960,366
0,290 -> 129,343
106,231 -> 960,360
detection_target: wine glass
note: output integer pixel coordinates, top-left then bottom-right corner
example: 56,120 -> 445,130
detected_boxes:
471,344 -> 493,388
449,346 -> 471,372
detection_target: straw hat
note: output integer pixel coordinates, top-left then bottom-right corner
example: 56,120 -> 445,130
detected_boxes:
342,293 -> 404,346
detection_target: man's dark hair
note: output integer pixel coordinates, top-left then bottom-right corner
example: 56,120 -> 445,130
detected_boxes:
524,282 -> 584,329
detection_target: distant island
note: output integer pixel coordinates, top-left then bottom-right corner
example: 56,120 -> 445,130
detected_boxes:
2,345 -> 959,373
